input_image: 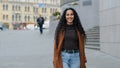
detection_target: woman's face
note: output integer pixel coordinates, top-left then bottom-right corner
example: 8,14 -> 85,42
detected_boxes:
65,10 -> 74,25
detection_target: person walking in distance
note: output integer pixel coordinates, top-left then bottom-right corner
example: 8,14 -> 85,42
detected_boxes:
37,15 -> 44,34
53,8 -> 87,68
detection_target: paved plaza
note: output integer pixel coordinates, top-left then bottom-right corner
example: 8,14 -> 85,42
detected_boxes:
0,29 -> 120,68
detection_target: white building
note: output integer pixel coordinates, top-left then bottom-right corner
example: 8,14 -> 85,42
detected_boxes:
60,0 -> 120,58
99,0 -> 120,58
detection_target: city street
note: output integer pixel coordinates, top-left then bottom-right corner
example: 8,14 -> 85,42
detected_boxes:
0,29 -> 53,68
0,29 -> 120,68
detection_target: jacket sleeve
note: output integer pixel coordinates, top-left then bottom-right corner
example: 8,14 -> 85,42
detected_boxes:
82,34 -> 87,63
53,40 -> 58,68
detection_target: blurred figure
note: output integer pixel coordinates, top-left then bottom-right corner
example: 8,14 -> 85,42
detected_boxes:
37,15 -> 44,34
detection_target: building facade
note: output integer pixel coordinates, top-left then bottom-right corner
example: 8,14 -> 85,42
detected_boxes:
0,0 -> 60,29
99,0 -> 120,58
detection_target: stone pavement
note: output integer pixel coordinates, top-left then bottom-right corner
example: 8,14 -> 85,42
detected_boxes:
85,49 -> 120,68
0,29 -> 120,68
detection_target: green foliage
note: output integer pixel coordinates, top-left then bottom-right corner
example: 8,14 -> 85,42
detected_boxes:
53,11 -> 60,16
52,11 -> 61,20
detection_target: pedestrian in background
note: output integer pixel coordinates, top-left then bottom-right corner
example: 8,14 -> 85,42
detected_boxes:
37,15 -> 44,34
53,8 -> 87,68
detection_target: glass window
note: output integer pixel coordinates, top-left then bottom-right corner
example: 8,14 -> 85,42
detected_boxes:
12,15 -> 14,21
3,15 -> 5,20
19,6 -> 21,11
50,8 -> 52,13
19,15 -> 21,21
6,4 -> 8,10
83,0 -> 92,6
28,16 -> 30,21
15,5 -> 17,11
25,6 -> 27,11
45,8 -> 46,13
15,14 -> 17,21
28,6 -> 30,12
33,7 -> 35,12
3,4 -> 5,10
36,8 -> 38,13
25,16 -> 27,21
42,8 -> 44,13
12,5 -> 14,11
6,15 -> 8,20
33,16 -> 35,22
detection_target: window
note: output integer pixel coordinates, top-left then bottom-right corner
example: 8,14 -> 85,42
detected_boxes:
33,7 -> 38,13
33,16 -> 37,22
50,8 -> 52,13
19,16 -> 21,21
12,15 -> 14,21
3,4 -> 5,10
3,15 -> 5,20
6,4 -> 8,10
51,8 -> 56,13
18,6 -> 21,11
15,5 -> 17,10
42,8 -> 44,13
3,4 -> 8,10
12,14 -> 21,21
12,5 -> 21,11
45,8 -> 46,13
6,15 -> 8,20
12,5 -> 14,11
28,16 -> 30,21
25,6 -> 30,12
55,9 -> 57,12
25,6 -> 27,11
33,16 -> 35,22
42,7 -> 47,13
25,16 -> 27,21
15,14 -> 17,21
24,15 -> 30,21
53,8 -> 55,13
3,15 -> 9,20
28,6 -> 30,11
83,0 -> 92,6
36,8 -> 38,13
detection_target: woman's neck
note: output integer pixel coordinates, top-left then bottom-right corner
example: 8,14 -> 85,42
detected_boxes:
67,22 -> 73,25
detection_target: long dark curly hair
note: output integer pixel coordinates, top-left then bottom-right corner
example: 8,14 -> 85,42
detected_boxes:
55,8 -> 86,45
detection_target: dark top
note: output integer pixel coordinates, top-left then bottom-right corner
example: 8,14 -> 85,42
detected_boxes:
37,17 -> 44,24
62,24 -> 79,50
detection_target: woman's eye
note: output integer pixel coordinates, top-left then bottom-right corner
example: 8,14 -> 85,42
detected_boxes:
66,14 -> 69,16
66,14 -> 73,16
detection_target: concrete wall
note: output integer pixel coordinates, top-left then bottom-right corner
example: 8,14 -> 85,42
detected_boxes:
99,0 -> 120,58
49,16 -> 59,35
61,0 -> 99,31
79,0 -> 99,30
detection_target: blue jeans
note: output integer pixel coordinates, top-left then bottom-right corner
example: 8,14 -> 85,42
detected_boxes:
61,52 -> 80,68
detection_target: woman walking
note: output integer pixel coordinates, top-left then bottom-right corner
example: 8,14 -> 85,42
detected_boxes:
53,8 -> 87,68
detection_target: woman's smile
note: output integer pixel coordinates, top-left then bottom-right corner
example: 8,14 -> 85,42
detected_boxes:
66,10 -> 74,25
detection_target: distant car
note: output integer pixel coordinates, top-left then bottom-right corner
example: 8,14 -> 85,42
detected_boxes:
0,23 -> 3,30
